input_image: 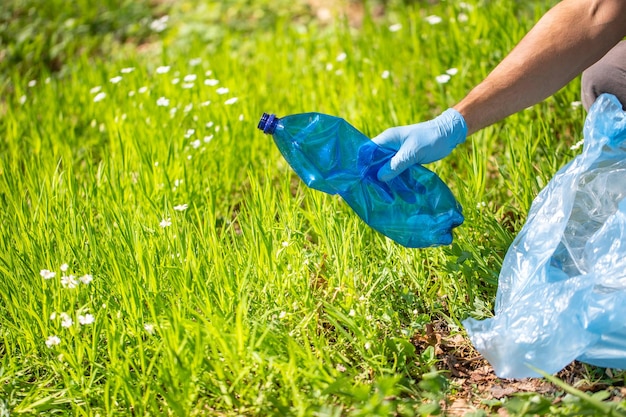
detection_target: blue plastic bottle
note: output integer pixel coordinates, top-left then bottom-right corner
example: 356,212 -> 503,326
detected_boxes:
258,112 -> 463,248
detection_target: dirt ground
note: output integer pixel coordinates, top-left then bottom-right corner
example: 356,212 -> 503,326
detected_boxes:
411,320 -> 626,415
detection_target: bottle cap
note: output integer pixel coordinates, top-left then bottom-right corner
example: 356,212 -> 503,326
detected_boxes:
258,113 -> 278,134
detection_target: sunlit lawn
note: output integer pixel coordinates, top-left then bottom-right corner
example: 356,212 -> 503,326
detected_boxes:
1,0 -> 621,415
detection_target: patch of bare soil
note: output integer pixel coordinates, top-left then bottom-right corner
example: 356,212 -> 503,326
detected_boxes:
411,320 -> 625,415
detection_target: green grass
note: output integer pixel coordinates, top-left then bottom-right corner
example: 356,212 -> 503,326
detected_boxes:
1,0 -> 624,415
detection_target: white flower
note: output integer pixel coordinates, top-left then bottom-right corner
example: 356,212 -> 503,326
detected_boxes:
150,15 -> 169,32
348,309 -> 356,317
61,314 -> 73,328
174,204 -> 188,211
203,135 -> 213,143
216,87 -> 229,95
28,80 -> 37,87
156,66 -> 170,74
160,218 -> 172,228
78,314 -> 95,325
190,139 -> 201,149
121,67 -> 135,73
364,342 -> 371,350
446,67 -> 458,76
204,79 -> 219,86
89,86 -> 102,94
435,74 -> 451,84
571,101 -> 582,109
93,92 -> 106,102
20,95 -> 27,105
381,70 -> 390,79
45,335 -> 61,347
184,104 -> 193,113
110,76 -> 123,84
144,323 -> 155,334
458,13 -> 469,23
171,78 -> 180,85
336,364 -> 346,372
570,139 -> 584,151
183,74 -> 197,82
388,23 -> 402,32
60,275 -> 78,289
157,97 -> 170,107
50,312 -> 57,320
336,52 -> 347,62
206,121 -> 214,128
185,129 -> 195,138
79,274 -> 93,285
182,83 -> 194,89
40,269 -> 56,279
425,15 -> 443,25
278,311 -> 287,319
189,58 -> 202,66
138,86 -> 148,94
224,97 -> 238,105
60,263 -> 69,272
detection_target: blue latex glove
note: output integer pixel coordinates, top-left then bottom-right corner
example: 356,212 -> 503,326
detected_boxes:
372,108 -> 468,181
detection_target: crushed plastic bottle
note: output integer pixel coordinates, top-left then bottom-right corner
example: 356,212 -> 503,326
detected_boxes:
463,94 -> 626,378
258,112 -> 464,248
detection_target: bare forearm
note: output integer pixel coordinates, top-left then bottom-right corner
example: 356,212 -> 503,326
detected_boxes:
454,0 -> 626,135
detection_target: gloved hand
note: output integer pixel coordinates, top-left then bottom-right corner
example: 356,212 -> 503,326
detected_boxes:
372,108 -> 468,181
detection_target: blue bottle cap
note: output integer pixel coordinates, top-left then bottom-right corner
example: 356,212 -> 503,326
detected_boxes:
258,113 -> 279,134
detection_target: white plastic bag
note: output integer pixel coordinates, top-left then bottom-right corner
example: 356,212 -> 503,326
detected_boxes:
464,94 -> 626,378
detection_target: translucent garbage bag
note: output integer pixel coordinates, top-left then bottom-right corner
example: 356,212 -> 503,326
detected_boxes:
463,94 -> 626,378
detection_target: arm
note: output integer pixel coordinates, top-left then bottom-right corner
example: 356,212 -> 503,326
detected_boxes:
373,0 -> 626,181
455,0 -> 626,135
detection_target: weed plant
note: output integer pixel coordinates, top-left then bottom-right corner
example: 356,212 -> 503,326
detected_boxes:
1,0 -> 623,415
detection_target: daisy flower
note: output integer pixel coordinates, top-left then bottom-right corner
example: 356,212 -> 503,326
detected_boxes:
40,269 -> 56,279
61,275 -> 78,289
45,335 -> 61,347
425,15 -> 443,25
78,314 -> 95,325
79,274 -> 93,285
